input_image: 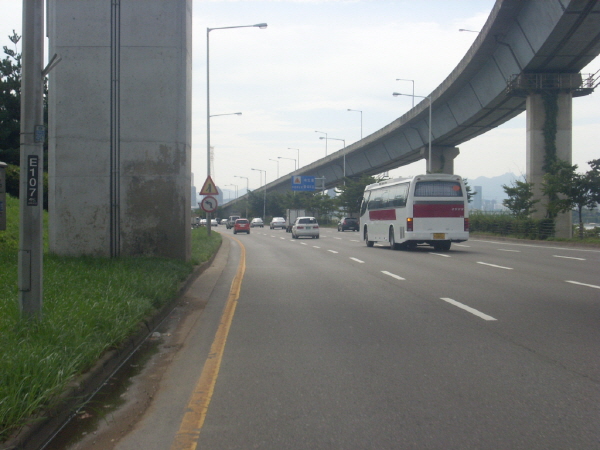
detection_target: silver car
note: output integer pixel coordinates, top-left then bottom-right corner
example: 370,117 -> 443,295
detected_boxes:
270,217 -> 286,229
291,217 -> 319,239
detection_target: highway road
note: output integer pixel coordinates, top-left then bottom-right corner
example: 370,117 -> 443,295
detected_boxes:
66,227 -> 600,450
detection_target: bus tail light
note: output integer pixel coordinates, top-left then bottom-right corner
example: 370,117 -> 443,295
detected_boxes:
464,218 -> 469,232
407,217 -> 413,232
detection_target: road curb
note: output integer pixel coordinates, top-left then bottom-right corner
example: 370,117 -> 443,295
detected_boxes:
1,243 -> 221,450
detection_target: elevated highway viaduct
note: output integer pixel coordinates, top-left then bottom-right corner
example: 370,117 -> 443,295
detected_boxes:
221,0 -> 600,237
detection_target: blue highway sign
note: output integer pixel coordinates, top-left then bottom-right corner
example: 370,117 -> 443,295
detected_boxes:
291,176 -> 316,191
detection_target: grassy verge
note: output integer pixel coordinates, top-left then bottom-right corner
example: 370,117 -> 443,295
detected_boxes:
0,195 -> 221,441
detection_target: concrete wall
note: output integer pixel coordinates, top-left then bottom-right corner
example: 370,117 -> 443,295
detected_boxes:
48,0 -> 192,260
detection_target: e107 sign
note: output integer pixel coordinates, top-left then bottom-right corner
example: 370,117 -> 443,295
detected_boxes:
291,176 -> 316,191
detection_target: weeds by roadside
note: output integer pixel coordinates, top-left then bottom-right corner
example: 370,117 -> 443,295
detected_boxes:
0,195 -> 221,441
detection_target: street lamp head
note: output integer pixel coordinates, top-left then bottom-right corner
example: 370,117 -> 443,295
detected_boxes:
392,92 -> 403,97
255,23 -> 268,29
319,137 -> 325,140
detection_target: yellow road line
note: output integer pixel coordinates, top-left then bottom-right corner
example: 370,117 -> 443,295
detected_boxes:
170,236 -> 246,450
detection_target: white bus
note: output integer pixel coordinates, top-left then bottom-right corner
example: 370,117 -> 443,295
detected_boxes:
360,174 -> 469,251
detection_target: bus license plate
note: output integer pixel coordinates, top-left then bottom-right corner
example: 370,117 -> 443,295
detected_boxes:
433,233 -> 445,240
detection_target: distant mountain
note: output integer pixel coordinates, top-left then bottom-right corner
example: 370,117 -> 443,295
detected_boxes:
467,173 -> 520,202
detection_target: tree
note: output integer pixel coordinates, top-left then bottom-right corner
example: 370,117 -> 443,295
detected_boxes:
502,179 -> 538,218
0,30 -> 21,167
542,159 -> 599,238
335,174 -> 378,215
462,178 -> 477,203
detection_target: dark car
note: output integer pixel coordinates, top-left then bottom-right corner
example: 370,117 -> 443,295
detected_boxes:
338,217 -> 359,232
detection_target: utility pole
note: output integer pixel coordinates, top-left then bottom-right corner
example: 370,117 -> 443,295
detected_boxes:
18,0 -> 45,319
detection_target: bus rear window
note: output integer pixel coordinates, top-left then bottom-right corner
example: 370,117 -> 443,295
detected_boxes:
414,181 -> 463,197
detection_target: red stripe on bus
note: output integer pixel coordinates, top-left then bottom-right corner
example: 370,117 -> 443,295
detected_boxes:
413,203 -> 464,218
369,209 -> 396,220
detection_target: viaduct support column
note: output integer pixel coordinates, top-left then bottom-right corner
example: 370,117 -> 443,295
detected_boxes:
423,146 -> 460,174
526,92 -> 572,238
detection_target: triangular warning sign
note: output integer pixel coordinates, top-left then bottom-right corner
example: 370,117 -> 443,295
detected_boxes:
200,176 -> 217,195
293,176 -> 302,184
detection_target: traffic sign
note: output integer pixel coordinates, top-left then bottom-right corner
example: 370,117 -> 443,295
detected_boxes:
200,195 -> 218,213
291,176 -> 316,191
200,176 -> 217,195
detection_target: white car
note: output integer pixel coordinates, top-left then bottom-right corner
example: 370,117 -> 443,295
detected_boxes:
291,217 -> 319,239
211,218 -> 218,226
251,218 -> 264,228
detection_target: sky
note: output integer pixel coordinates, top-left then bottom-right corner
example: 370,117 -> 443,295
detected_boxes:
2,0 -> 599,196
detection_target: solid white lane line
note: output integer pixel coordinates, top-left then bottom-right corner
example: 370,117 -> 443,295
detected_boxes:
454,244 -> 470,247
498,249 -> 520,252
554,255 -> 586,261
440,297 -> 497,321
350,257 -> 365,263
328,250 -> 338,254
381,271 -> 405,281
477,262 -> 513,270
565,280 -> 600,290
430,253 -> 451,257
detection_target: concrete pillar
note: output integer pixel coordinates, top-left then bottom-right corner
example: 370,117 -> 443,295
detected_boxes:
526,93 -> 572,238
48,0 -> 192,260
423,146 -> 460,174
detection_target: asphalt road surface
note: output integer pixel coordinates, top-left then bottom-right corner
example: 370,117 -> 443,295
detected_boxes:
64,227 -> 600,450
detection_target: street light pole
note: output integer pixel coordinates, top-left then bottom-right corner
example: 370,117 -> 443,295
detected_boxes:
278,156 -> 297,171
207,22 -> 266,235
234,175 -> 249,217
393,92 -> 432,173
225,183 -> 238,200
210,112 -> 242,118
315,130 -> 328,156
319,136 -> 346,181
347,109 -> 363,139
251,168 -> 266,219
396,79 -> 415,107
269,159 -> 280,179
287,148 -> 300,168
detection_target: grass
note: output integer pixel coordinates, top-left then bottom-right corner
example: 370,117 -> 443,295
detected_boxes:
0,195 -> 221,441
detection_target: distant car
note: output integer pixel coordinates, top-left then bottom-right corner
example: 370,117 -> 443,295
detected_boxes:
270,217 -> 286,229
226,215 -> 240,229
338,217 -> 359,232
251,218 -> 264,228
220,218 -> 228,225
291,217 -> 319,239
200,218 -> 207,226
211,218 -> 218,227
233,218 -> 250,234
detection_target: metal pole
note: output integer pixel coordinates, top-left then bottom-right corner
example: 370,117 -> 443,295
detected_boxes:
427,97 -> 432,173
288,148 -> 299,168
393,92 -> 431,173
19,0 -> 45,320
206,27 -> 212,235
